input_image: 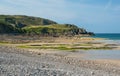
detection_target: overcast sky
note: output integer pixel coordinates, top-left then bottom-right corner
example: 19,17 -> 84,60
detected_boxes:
0,0 -> 120,33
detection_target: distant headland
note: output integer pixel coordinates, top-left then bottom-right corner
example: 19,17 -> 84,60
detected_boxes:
0,15 -> 94,37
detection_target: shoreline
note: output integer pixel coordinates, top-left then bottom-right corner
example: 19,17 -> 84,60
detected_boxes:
1,36 -> 120,50
0,36 -> 120,75
0,45 -> 120,76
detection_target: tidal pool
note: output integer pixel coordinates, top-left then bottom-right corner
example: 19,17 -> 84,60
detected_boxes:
79,50 -> 120,60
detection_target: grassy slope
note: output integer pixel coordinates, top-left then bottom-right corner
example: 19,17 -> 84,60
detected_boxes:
23,24 -> 88,36
0,21 -> 23,33
0,15 -> 57,26
0,15 -> 91,36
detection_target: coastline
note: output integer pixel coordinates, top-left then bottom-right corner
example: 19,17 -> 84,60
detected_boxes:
0,45 -> 120,76
0,36 -> 120,76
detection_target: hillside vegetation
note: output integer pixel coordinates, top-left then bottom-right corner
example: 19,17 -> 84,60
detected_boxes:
0,15 -> 94,36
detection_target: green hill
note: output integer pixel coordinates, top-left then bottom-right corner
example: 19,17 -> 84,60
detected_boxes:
0,15 -> 94,36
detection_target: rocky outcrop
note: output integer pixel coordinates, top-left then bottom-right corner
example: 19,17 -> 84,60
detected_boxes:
0,15 -> 94,36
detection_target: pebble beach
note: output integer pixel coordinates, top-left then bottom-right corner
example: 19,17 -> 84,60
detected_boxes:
0,45 -> 120,76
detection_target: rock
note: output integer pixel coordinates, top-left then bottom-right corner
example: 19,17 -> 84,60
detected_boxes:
91,71 -> 95,75
37,53 -> 41,55
42,65 -> 46,68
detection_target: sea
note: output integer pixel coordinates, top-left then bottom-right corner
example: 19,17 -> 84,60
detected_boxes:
94,33 -> 120,40
93,33 -> 120,44
80,33 -> 120,60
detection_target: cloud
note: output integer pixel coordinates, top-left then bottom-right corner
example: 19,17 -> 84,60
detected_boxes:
104,0 -> 112,10
0,0 -> 120,33
0,0 -> 120,24
0,0 -> 78,22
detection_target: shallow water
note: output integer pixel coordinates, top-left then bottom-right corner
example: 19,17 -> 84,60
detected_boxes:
79,50 -> 120,60
94,40 -> 120,45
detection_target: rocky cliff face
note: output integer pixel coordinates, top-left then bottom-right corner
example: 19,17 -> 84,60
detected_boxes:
0,15 -> 94,36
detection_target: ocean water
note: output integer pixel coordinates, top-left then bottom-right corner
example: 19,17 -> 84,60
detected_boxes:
79,33 -> 120,60
94,33 -> 120,40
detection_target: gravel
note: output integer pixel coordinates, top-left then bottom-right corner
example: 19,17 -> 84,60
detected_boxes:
0,45 -> 120,76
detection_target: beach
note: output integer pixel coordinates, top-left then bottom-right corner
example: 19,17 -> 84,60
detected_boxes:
0,1 -> 120,75
0,45 -> 120,76
0,35 -> 120,76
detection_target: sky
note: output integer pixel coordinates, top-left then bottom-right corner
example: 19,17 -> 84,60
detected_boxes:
0,0 -> 120,33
